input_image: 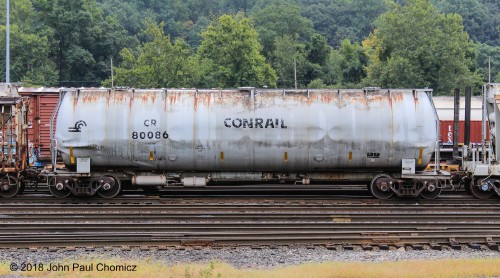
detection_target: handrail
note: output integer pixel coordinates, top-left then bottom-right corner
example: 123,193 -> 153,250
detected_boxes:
49,89 -> 65,172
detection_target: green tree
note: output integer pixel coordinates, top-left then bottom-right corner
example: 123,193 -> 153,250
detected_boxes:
104,21 -> 193,88
362,0 -> 480,94
271,35 -> 330,88
251,1 -> 331,88
307,78 -> 329,89
98,0 -> 247,44
0,25 -> 59,86
431,0 -> 499,46
304,34 -> 331,85
97,0 -> 150,36
184,16 -> 210,49
35,0 -> 135,86
476,43 -> 500,83
325,39 -> 367,86
306,34 -> 330,67
220,0 -> 257,14
195,13 -> 277,88
0,0 -> 58,85
251,0 -> 314,58
271,35 -> 307,87
301,0 -> 388,46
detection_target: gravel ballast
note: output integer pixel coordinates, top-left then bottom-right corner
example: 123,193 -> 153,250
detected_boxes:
1,246 -> 500,269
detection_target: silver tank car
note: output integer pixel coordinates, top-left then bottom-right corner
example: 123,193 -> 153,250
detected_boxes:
52,87 -> 439,198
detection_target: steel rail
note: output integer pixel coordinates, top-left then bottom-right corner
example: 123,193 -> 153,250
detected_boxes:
1,202 -> 499,209
0,211 -> 498,220
0,198 -> 498,249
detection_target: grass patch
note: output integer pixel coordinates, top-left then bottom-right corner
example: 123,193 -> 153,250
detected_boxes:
1,258 -> 500,277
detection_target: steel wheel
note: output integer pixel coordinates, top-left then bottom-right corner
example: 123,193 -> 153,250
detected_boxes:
419,181 -> 442,199
418,180 -> 443,199
48,177 -> 72,198
470,178 -> 495,199
0,175 -> 19,198
419,188 -> 442,199
97,176 -> 121,198
370,174 -> 394,199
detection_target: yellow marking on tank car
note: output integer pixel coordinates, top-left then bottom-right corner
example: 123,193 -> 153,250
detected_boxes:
69,147 -> 75,164
425,163 -> 460,172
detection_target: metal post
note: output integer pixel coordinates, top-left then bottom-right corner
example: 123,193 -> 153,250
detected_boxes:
482,85 -> 487,163
489,57 -> 491,83
111,57 -> 114,88
464,86 -> 471,147
5,0 -> 10,83
293,57 -> 297,89
50,90 -> 65,172
453,88 -> 460,160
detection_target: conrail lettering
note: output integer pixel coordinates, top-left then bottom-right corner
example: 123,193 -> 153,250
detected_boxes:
224,118 -> 287,129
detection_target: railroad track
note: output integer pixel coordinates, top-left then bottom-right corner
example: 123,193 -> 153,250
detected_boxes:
0,195 -> 499,250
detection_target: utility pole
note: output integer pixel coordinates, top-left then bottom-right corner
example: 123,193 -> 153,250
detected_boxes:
294,57 -> 297,89
111,57 -> 114,88
489,56 -> 491,83
5,0 -> 10,83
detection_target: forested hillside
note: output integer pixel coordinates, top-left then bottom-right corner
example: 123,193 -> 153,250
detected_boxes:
0,0 -> 498,94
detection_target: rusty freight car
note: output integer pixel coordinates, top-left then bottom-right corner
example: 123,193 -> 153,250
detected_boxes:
18,87 -> 59,166
0,84 -> 30,197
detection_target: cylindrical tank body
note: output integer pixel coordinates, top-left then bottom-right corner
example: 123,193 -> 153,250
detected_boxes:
55,88 -> 438,173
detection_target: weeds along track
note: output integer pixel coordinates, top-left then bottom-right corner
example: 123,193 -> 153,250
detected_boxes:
0,194 -> 499,250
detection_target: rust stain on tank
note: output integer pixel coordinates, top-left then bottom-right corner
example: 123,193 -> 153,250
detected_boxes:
109,91 -> 129,103
168,94 -> 177,107
286,92 -> 314,106
81,93 -> 101,103
106,91 -> 111,107
73,97 -> 79,109
194,93 -> 212,111
342,92 -> 369,107
392,92 -> 404,103
367,94 -> 388,103
320,94 -> 336,104
136,93 -> 155,104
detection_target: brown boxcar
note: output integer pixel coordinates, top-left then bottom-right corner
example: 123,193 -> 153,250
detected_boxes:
18,87 -> 60,165
433,96 -> 488,145
439,120 -> 489,145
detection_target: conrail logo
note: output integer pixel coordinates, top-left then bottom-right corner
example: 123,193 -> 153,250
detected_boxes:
68,120 -> 87,132
224,118 -> 287,129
